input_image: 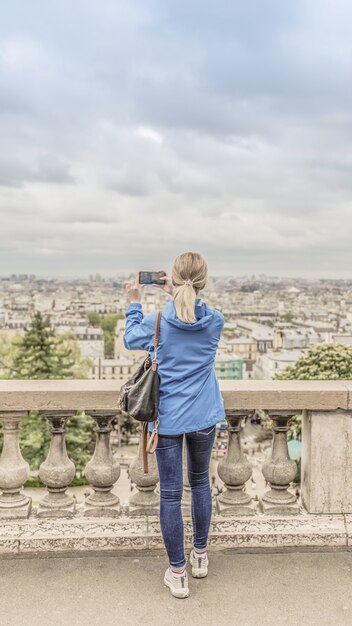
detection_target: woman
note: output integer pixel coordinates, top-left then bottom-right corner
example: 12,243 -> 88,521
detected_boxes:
124,252 -> 225,599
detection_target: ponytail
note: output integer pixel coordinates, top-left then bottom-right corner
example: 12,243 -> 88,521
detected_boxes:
171,252 -> 208,323
173,283 -> 198,323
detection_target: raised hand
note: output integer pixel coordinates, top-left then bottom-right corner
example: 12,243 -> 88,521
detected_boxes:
158,273 -> 175,297
125,273 -> 145,303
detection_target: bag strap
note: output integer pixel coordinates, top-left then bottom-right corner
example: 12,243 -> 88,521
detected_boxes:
142,422 -> 149,474
146,417 -> 159,455
154,311 -> 161,349
143,311 -> 161,473
151,311 -> 161,372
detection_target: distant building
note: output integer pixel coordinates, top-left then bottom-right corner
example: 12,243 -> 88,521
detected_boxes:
32,295 -> 55,312
226,335 -> 257,378
291,319 -> 335,342
272,328 -> 323,350
0,311 -> 6,327
90,355 -> 134,380
253,349 -> 304,380
215,353 -> 244,380
235,319 -> 274,353
56,325 -> 104,360
332,334 -> 352,346
5,317 -> 31,331
53,316 -> 87,328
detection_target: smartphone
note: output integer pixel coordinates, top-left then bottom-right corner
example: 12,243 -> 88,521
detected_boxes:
138,271 -> 166,285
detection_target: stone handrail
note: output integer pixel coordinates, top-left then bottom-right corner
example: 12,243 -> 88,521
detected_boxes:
0,379 -> 351,411
0,380 -> 351,556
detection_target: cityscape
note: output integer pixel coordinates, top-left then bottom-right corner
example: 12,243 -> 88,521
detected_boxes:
1,272 -> 352,382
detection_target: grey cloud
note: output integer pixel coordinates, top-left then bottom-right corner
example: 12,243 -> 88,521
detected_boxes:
0,155 -> 74,188
0,160 -> 33,188
0,0 -> 352,276
35,154 -> 74,184
106,172 -> 156,197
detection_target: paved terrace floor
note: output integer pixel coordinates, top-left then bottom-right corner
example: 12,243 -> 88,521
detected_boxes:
1,550 -> 352,626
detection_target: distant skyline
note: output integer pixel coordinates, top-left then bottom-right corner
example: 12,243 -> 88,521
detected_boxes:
2,270 -> 352,283
1,1 -> 352,278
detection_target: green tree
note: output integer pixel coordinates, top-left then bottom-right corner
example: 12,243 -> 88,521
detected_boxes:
18,410 -> 51,470
101,313 -> 124,357
66,412 -> 95,472
0,332 -> 20,378
283,311 -> 294,323
15,410 -> 96,473
86,311 -> 124,357
273,342 -> 352,451
87,311 -> 101,327
10,312 -> 76,379
0,313 -> 95,474
59,330 -> 93,379
275,343 -> 352,380
1,319 -> 91,380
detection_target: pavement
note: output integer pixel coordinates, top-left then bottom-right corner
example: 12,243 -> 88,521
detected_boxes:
1,550 -> 352,626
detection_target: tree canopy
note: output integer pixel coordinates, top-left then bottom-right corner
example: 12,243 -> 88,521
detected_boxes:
0,312 -> 95,474
0,312 -> 91,379
87,311 -> 124,357
275,343 -> 352,380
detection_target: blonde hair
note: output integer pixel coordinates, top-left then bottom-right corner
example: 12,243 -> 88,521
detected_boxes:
172,252 -> 208,323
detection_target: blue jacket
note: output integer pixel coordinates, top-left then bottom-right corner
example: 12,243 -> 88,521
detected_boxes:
123,297 -> 226,435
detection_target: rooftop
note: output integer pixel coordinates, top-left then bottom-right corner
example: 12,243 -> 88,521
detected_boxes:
228,335 -> 256,344
262,349 -> 304,363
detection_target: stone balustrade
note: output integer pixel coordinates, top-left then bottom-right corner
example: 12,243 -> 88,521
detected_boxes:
0,379 -> 352,556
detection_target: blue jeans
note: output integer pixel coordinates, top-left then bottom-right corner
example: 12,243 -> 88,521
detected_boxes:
155,423 -> 216,568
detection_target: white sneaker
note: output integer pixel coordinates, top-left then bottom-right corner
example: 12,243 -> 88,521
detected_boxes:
189,550 -> 209,578
163,567 -> 190,598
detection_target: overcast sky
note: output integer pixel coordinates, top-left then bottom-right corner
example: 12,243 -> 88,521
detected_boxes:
1,0 -> 352,279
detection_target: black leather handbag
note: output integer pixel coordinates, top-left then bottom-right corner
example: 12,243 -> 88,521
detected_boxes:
118,311 -> 161,473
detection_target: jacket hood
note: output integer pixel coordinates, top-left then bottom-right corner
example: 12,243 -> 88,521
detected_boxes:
162,298 -> 214,331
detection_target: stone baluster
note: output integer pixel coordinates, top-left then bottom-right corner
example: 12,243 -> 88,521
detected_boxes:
181,436 -> 192,515
217,410 -> 256,515
260,411 -> 299,515
38,412 -> 76,517
84,412 -> 121,516
128,423 -> 159,515
0,412 -> 31,519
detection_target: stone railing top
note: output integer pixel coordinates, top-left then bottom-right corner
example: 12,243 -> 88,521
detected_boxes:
0,379 -> 351,412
